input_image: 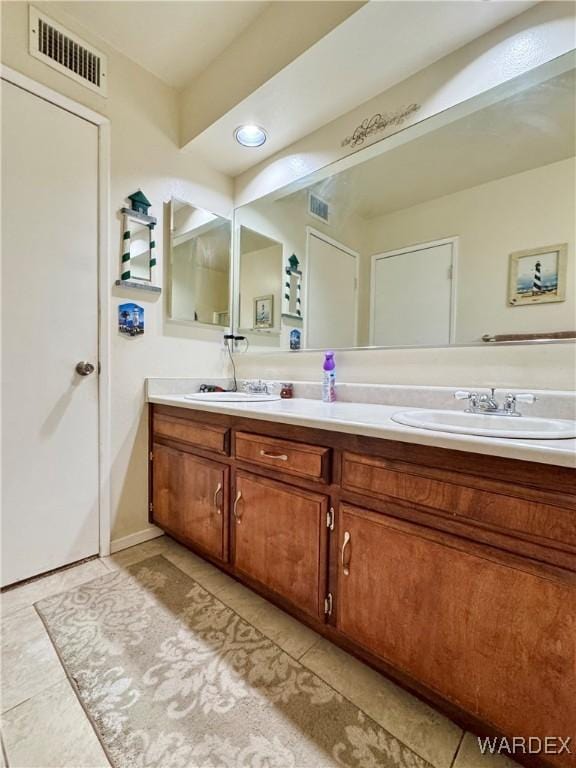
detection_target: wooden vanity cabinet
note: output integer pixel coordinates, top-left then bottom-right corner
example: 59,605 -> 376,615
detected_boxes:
337,504 -> 576,755
152,443 -> 229,562
149,404 -> 576,768
232,472 -> 329,618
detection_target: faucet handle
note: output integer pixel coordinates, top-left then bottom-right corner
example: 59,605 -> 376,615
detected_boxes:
515,393 -> 537,404
454,390 -> 472,400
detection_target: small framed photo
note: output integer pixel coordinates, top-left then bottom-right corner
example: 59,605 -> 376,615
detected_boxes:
254,295 -> 274,329
508,244 -> 567,306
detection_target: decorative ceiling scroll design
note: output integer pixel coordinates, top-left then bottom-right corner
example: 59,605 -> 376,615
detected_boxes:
341,103 -> 421,148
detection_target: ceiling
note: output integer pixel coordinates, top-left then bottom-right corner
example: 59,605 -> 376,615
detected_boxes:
185,0 -> 536,175
297,68 -> 576,220
55,0 -> 538,177
56,0 -> 270,89
240,227 -> 281,254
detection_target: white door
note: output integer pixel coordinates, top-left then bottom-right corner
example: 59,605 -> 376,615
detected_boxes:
306,232 -> 358,349
371,240 -> 455,347
1,80 -> 99,586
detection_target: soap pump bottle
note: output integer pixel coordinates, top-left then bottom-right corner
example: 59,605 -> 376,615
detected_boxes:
322,351 -> 336,403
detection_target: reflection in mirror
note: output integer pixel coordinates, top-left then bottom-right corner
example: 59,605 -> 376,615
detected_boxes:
238,227 -> 283,341
169,199 -> 231,326
233,57 -> 575,351
129,221 -> 152,281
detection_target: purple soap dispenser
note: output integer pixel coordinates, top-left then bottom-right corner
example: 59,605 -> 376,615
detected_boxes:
322,351 -> 336,403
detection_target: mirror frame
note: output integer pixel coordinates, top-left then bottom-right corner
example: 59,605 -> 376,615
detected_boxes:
231,51 -> 576,353
167,197 -> 232,330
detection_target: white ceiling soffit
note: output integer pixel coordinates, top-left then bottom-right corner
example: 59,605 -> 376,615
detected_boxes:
54,0 -> 271,88
185,0 -> 536,176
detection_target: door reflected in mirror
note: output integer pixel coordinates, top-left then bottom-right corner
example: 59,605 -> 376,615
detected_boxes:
169,199 -> 231,326
371,238 -> 455,347
233,57 -> 575,351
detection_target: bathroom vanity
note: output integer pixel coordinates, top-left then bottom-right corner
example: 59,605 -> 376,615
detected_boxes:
148,395 -> 575,768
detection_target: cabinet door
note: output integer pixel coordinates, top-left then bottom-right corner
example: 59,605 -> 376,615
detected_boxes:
337,504 -> 576,757
232,472 -> 328,618
153,444 -> 228,562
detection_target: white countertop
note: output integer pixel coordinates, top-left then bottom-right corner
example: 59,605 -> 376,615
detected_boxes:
148,394 -> 576,469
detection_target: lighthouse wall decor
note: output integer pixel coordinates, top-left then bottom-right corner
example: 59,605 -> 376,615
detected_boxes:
115,190 -> 161,293
507,243 -> 568,306
118,303 -> 144,336
282,253 -> 303,319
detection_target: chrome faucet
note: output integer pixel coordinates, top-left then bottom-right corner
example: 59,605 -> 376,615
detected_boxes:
243,379 -> 270,395
454,388 -> 536,416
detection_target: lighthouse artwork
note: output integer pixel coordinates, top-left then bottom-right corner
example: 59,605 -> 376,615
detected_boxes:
508,243 -> 567,306
118,303 -> 145,336
531,260 -> 543,295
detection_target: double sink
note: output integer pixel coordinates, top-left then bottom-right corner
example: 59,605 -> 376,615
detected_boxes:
184,391 -> 576,440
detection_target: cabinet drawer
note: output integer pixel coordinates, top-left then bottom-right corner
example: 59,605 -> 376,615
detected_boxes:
341,452 -> 576,551
235,432 -> 330,482
154,413 -> 229,455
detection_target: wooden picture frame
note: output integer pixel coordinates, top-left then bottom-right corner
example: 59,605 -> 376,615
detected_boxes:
508,243 -> 567,306
254,295 -> 274,329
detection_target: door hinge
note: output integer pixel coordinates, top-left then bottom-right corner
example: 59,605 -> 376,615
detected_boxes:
326,507 -> 335,530
149,450 -> 154,461
324,592 -> 333,616
149,502 -> 153,513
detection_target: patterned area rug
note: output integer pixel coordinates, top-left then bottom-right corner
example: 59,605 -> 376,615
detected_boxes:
36,555 -> 430,768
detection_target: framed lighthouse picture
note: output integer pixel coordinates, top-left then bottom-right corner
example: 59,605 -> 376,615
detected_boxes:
508,243 -> 568,306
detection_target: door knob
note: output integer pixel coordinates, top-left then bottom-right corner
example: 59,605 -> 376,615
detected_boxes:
75,361 -> 95,376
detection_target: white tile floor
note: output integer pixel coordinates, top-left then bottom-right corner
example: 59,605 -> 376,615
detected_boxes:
0,535 -> 517,768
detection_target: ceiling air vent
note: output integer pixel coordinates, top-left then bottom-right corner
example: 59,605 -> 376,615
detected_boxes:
308,192 -> 330,223
29,8 -> 107,96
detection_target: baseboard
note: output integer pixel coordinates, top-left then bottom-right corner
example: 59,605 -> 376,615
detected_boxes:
110,526 -> 164,554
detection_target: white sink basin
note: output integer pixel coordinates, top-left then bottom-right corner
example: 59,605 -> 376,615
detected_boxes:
184,391 -> 281,403
391,409 -> 576,439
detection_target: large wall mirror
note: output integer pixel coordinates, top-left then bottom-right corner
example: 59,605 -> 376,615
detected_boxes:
169,199 -> 231,327
233,53 -> 575,351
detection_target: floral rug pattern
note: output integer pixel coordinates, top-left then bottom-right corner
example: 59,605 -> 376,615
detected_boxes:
36,555 -> 431,768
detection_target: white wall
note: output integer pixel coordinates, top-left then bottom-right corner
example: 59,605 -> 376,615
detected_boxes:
172,241 -> 229,325
235,343 -> 576,392
365,157 -> 576,344
239,245 -> 283,332
1,2 -> 233,546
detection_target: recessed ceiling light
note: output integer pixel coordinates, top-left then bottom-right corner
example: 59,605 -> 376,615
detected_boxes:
234,124 -> 267,148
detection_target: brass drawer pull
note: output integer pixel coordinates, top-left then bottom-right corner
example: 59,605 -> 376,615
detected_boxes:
341,531 -> 351,576
213,482 -> 222,515
260,450 -> 288,461
233,490 -> 243,523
